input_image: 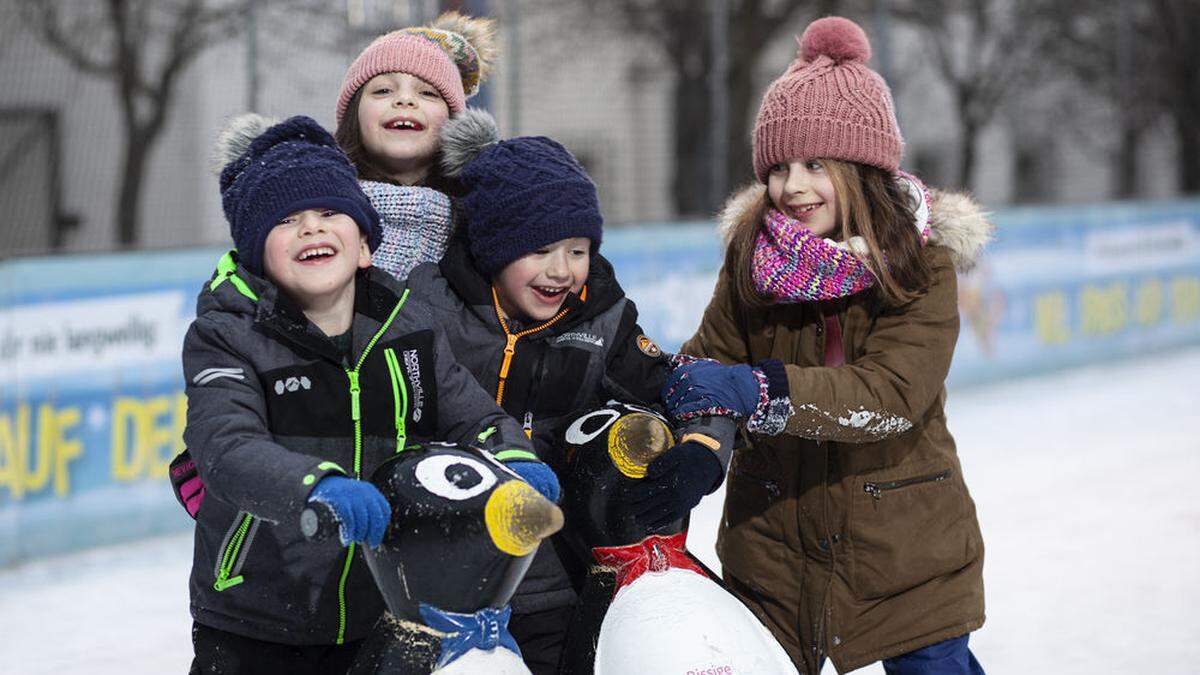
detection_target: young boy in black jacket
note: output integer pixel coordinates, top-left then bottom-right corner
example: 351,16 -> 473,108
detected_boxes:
182,114 -> 555,674
403,109 -> 736,673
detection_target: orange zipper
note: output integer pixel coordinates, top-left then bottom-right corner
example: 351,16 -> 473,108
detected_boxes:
491,286 -> 573,405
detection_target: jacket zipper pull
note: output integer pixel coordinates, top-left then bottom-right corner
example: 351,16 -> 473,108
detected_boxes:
347,371 -> 361,422
863,482 -> 882,500
499,334 -> 518,378
522,412 -> 533,439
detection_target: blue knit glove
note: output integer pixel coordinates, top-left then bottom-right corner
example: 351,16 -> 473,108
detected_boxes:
627,441 -> 723,531
663,360 -> 763,419
505,460 -> 561,503
307,476 -> 392,548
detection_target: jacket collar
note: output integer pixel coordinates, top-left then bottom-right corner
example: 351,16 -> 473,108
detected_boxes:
717,180 -> 994,272
200,252 -> 407,365
438,237 -> 626,337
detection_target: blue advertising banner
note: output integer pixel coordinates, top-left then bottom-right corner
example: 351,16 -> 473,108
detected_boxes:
3,198 -> 1200,565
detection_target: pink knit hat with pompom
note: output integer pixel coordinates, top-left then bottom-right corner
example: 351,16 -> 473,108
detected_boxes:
752,16 -> 903,181
336,13 -> 497,125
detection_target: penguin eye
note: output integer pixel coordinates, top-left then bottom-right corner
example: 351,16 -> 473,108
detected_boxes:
564,409 -> 622,445
414,455 -> 497,500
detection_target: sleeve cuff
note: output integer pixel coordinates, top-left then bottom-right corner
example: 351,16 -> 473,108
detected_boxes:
494,449 -> 539,463
747,359 -> 794,436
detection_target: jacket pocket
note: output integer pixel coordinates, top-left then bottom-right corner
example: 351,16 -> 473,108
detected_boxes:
848,463 -> 977,599
213,512 -> 260,591
719,446 -> 788,580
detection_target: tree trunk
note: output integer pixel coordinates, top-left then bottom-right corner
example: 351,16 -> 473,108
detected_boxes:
672,69 -> 717,217
959,116 -> 978,193
724,51 -> 759,195
1114,121 -> 1139,199
1178,113 -> 1200,194
116,127 -> 151,246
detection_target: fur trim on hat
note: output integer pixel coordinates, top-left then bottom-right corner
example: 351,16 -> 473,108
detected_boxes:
212,113 -> 279,175
716,182 -> 994,272
439,107 -> 500,177
429,11 -> 499,92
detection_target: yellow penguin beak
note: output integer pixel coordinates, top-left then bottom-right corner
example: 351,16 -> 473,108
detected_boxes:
484,479 -> 565,556
607,412 -> 673,479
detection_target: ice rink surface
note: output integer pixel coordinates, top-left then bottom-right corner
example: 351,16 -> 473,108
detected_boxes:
3,347 -> 1199,674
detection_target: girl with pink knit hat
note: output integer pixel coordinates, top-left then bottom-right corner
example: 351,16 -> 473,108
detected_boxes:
334,11 -> 497,279
661,16 -> 994,674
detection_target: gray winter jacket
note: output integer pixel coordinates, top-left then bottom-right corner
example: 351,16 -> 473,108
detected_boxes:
183,252 -> 534,645
407,240 -> 736,614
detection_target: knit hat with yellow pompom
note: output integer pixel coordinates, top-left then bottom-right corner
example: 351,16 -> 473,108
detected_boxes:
752,16 -> 904,181
336,11 -> 498,124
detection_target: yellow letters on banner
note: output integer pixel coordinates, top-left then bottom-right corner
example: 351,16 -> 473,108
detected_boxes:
1080,282 -> 1128,336
1034,291 -> 1070,345
1134,279 -> 1165,326
1171,275 -> 1200,324
111,392 -> 186,482
0,403 -> 83,500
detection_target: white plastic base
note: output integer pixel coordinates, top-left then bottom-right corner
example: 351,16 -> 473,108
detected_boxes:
594,569 -> 799,674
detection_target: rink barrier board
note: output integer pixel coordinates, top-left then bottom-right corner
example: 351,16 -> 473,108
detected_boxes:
2,197 -> 1200,566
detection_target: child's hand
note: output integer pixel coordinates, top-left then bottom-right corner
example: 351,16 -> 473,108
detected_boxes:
627,441 -> 723,530
307,476 -> 392,548
504,460 -> 561,503
663,360 -> 764,419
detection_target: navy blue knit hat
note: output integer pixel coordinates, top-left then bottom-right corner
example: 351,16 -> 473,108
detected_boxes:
215,114 -> 382,277
440,109 -> 603,276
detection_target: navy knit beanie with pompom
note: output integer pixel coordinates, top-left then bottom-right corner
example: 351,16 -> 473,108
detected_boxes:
439,108 -> 603,276
214,114 -> 381,277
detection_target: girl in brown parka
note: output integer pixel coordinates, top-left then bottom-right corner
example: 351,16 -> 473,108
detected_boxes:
662,17 -> 993,675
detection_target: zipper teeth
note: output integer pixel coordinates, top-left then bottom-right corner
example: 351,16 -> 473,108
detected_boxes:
335,290 -> 409,644
337,542 -> 355,644
214,513 -> 254,589
384,348 -> 408,452
490,287 -> 569,405
864,469 -> 951,498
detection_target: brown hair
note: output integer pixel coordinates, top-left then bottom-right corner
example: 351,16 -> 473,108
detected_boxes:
730,159 -> 932,309
333,87 -> 450,188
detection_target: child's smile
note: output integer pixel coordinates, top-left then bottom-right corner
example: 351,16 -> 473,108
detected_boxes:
357,72 -> 449,184
768,159 -> 839,237
494,238 -> 591,322
263,208 -> 372,312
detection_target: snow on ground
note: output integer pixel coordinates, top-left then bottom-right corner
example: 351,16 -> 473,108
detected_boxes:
3,348 -> 1199,674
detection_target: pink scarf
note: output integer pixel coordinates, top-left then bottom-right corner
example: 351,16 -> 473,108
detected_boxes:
751,172 -> 931,303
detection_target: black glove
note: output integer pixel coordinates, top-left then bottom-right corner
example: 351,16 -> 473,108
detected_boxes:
628,441 -> 723,531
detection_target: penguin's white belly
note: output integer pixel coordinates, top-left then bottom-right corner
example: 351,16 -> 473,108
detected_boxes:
594,569 -> 799,674
433,647 -> 530,674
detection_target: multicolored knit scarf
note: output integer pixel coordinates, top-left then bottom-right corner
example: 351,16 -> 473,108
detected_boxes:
751,172 -> 931,303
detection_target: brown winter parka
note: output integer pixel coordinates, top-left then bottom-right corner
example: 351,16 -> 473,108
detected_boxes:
681,184 -> 994,673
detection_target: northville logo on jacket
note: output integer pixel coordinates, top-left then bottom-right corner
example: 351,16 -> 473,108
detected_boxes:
403,349 -> 424,422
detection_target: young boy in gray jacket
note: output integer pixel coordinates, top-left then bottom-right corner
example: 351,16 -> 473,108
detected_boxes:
400,110 -> 737,673
183,114 -> 555,674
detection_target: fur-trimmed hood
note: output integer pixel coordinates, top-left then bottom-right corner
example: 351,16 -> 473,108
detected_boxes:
716,182 -> 994,272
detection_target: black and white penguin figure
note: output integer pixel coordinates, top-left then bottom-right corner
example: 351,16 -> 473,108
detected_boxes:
558,402 -> 798,675
305,442 -> 563,674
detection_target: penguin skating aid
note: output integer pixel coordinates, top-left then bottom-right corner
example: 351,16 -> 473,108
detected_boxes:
559,402 -> 799,674
304,441 -> 562,674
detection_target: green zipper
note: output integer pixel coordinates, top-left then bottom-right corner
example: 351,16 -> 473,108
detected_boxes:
213,513 -> 254,591
334,289 -> 409,644
384,348 -> 409,453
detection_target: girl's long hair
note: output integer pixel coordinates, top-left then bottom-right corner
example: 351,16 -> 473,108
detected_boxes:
730,159 -> 932,309
333,87 -> 450,190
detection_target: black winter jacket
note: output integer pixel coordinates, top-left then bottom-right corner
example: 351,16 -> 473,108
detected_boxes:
183,253 -> 534,645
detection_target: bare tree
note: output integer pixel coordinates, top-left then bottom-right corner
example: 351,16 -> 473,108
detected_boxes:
18,0 -> 253,246
890,0 -> 1055,192
545,0 -> 847,216
1148,0 -> 1200,193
